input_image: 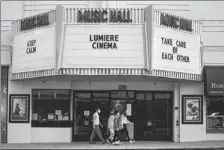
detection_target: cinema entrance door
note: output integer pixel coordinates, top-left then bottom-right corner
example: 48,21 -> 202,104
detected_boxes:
72,91 -> 173,141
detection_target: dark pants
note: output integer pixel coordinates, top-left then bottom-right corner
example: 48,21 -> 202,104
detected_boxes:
90,125 -> 104,142
122,124 -> 130,140
113,130 -> 121,142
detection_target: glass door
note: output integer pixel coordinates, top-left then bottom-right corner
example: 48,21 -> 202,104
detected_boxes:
135,93 -> 154,140
73,92 -> 92,141
135,92 -> 172,141
73,91 -> 110,141
92,92 -> 110,139
153,93 -> 172,141
110,91 -> 135,140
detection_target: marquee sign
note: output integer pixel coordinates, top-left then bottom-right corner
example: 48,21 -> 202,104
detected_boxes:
151,26 -> 201,74
144,6 -> 202,78
62,24 -> 144,69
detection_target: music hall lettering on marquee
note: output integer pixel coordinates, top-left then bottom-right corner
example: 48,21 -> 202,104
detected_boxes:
21,13 -> 49,32
77,9 -> 132,23
160,13 -> 193,32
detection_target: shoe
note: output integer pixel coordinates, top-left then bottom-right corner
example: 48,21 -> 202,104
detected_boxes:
102,141 -> 106,144
129,140 -> 135,144
110,139 -> 114,144
89,141 -> 96,144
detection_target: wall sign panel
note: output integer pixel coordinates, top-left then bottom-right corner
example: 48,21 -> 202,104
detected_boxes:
62,24 -> 145,69
152,27 -> 201,74
12,26 -> 56,73
144,5 -> 202,78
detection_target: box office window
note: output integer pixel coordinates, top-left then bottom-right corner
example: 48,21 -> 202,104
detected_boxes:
207,97 -> 224,132
32,89 -> 71,127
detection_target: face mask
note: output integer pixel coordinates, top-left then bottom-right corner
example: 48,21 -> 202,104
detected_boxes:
98,110 -> 101,113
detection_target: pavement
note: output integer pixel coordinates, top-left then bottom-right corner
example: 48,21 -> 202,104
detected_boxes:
1,141 -> 224,150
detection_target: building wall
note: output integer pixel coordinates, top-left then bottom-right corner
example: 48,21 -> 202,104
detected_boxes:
203,46 -> 224,66
7,75 -> 71,143
1,1 -> 23,20
22,1 -> 101,18
7,76 -> 224,143
7,78 -> 175,143
2,1 -> 224,143
72,81 -> 173,91
9,79 -> 223,143
1,20 -> 13,66
179,82 -> 224,142
179,82 -> 205,142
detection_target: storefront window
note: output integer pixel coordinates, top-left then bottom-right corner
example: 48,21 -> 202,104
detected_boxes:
207,97 -> 224,132
32,89 -> 71,127
1,66 -> 8,143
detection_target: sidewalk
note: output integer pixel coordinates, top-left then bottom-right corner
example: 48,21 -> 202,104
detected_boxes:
1,141 -> 224,150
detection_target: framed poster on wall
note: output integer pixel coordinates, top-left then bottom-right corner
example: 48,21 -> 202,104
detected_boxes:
9,94 -> 30,123
182,95 -> 203,124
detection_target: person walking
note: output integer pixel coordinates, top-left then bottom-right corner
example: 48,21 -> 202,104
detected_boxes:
121,111 -> 135,143
106,110 -> 115,143
113,111 -> 122,145
89,107 -> 106,144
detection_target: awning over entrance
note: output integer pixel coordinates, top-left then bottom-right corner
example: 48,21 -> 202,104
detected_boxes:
204,66 -> 224,96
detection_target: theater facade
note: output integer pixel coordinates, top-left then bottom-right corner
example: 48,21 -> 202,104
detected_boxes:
6,5 -> 224,143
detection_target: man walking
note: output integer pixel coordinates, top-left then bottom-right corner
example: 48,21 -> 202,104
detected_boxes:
89,107 -> 106,144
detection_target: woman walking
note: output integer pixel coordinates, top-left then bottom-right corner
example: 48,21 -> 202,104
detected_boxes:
107,111 -> 115,143
121,111 -> 135,143
113,111 -> 122,144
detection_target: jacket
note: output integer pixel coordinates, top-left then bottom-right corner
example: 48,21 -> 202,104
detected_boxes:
114,114 -> 122,131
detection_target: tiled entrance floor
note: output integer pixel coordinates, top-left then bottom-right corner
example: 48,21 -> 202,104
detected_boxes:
1,141 -> 224,149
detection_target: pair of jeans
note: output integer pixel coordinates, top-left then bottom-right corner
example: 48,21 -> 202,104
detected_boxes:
107,128 -> 115,141
89,125 -> 104,142
121,124 -> 130,141
113,130 -> 121,142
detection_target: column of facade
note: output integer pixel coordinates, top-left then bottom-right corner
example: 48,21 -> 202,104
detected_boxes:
173,82 -> 180,142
